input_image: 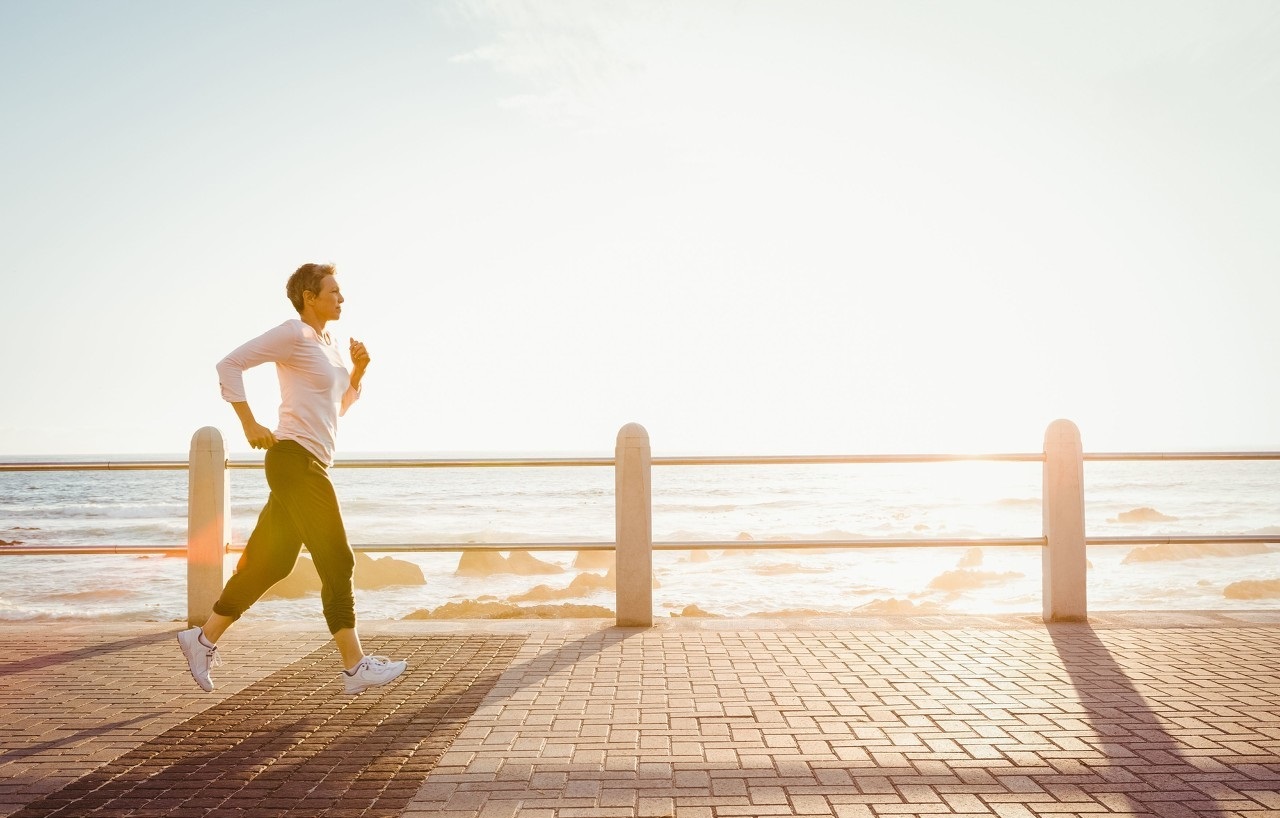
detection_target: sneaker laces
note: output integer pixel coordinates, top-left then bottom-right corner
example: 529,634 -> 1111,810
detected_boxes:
206,645 -> 223,668
362,655 -> 392,668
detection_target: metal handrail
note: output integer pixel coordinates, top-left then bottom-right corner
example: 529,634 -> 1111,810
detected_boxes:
1085,452 -> 1280,462
0,536 -> 1052,556
4,450 -> 1277,556
1082,534 -> 1278,546
265,457 -> 616,469
6,450 -> 1280,472
0,460 -> 189,472
4,453 -> 1048,470
0,545 -> 191,556
11,532 -> 1280,558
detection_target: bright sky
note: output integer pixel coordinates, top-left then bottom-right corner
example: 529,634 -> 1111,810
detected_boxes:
2,1 -> 1278,457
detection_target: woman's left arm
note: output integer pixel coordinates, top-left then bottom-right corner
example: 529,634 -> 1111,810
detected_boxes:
349,338 -> 370,390
342,338 -> 370,415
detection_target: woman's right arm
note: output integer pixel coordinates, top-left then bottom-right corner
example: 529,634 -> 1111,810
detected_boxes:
217,322 -> 297,449
229,401 -> 277,450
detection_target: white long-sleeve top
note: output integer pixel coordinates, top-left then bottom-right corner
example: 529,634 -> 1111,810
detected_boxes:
217,319 -> 360,465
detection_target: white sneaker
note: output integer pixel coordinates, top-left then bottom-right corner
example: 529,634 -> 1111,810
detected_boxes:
177,626 -> 222,692
342,655 -> 407,694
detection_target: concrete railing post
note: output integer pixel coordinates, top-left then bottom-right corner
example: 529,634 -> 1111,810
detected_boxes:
615,422 -> 653,627
1043,419 -> 1087,622
187,427 -> 229,627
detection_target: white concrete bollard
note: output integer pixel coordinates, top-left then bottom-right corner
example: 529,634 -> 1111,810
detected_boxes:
615,422 -> 653,627
187,427 -> 229,627
1042,419 -> 1087,622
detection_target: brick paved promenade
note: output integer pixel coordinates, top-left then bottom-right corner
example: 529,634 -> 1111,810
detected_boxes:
1,612 -> 1277,817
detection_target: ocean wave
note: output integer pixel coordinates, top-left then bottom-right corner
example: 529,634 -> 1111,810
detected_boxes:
5,458 -> 1279,621
654,499 -> 809,513
439,529 -> 544,544
661,529 -> 872,545
749,562 -> 829,576
45,588 -> 138,602
0,601 -> 180,622
742,607 -> 850,617
17,502 -> 186,520
402,601 -> 613,619
17,521 -> 186,545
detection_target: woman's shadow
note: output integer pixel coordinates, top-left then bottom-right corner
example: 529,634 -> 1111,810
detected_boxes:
1048,624 -> 1243,818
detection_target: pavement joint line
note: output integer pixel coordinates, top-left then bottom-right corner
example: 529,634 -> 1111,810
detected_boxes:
1,613 -> 1278,817
3,633 -> 524,818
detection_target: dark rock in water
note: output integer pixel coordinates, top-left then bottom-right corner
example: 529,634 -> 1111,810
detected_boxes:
455,549 -> 510,576
455,549 -> 563,576
507,570 -> 614,603
507,583 -> 563,603
505,567 -> 662,604
855,598 -> 944,615
574,571 -> 615,592
265,551 -> 425,599
507,550 -> 564,575
1110,507 -> 1178,523
573,550 -> 615,571
670,604 -> 720,617
1122,542 -> 1274,564
927,569 -> 1023,591
606,567 -> 660,589
1223,579 -> 1280,599
360,553 -> 426,587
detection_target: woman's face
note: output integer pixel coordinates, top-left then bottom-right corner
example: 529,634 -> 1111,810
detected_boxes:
308,275 -> 344,322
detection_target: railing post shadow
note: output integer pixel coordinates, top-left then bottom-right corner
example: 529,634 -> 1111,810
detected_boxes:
615,423 -> 653,627
1043,419 -> 1087,622
187,427 -> 229,627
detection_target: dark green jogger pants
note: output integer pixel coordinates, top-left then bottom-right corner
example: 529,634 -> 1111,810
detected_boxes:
212,439 -> 356,634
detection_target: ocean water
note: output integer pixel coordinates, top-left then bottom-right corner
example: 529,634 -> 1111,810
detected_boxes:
1,456 -> 1278,622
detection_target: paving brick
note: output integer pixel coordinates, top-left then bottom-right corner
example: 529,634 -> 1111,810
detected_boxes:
3,615 -> 1280,817
1,630 -> 523,818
